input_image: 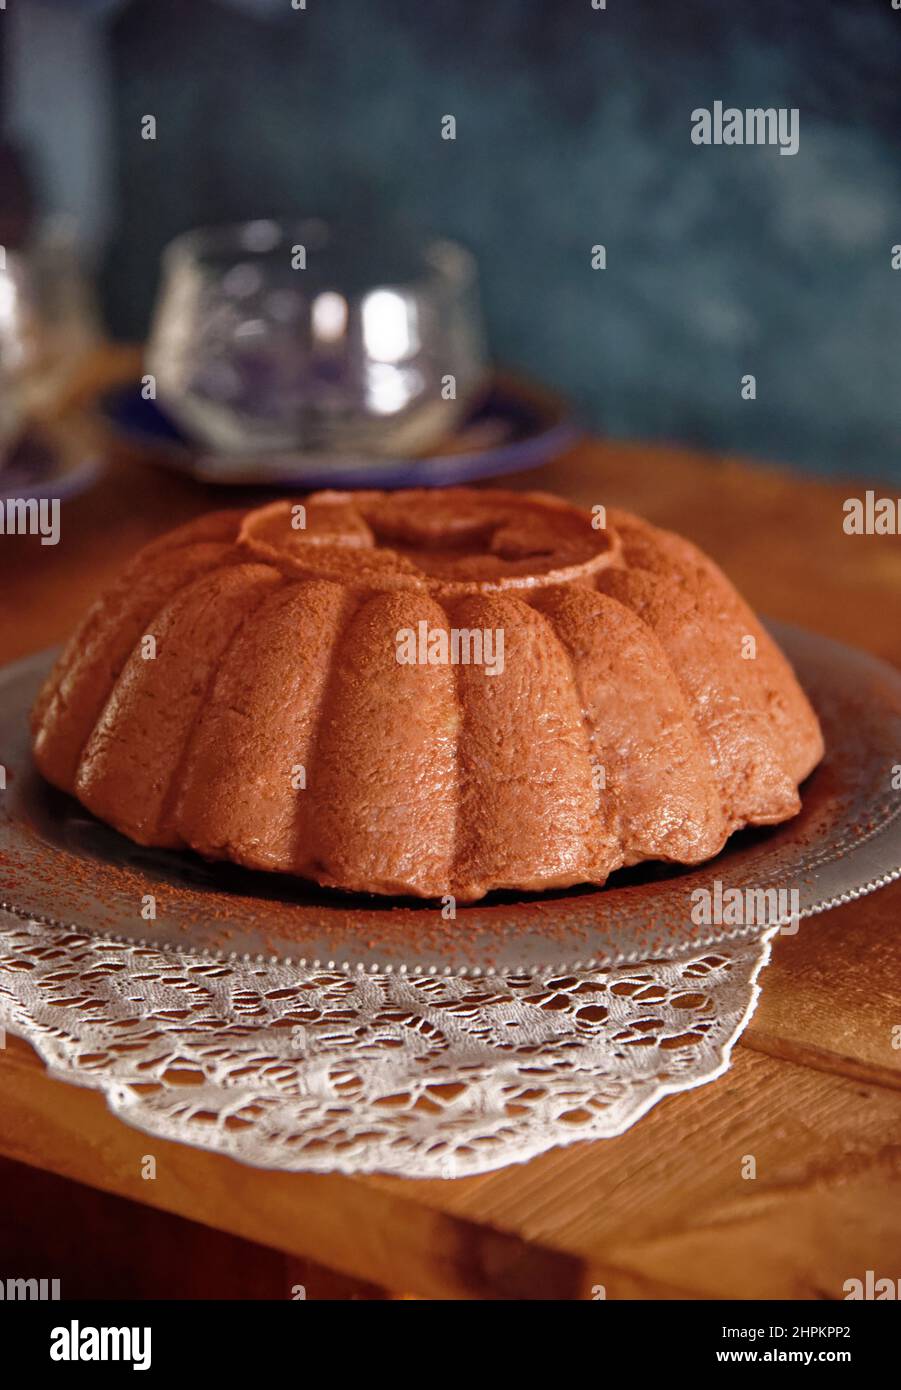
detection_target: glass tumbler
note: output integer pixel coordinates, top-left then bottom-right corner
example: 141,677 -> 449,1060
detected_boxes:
146,219 -> 488,463
0,253 -> 38,455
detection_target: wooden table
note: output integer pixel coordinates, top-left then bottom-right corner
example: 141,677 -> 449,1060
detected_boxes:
1,348 -> 899,1299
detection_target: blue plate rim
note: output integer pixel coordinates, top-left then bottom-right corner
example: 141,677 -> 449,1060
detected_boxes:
99,381 -> 580,490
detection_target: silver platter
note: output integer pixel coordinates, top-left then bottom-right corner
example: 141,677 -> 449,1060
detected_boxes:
1,626 -> 900,975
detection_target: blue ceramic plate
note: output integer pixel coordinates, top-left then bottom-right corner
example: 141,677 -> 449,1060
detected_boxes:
0,430 -> 102,504
99,376 -> 578,490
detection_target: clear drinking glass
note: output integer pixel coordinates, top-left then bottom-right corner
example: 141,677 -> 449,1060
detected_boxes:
0,252 -> 38,454
147,219 -> 488,462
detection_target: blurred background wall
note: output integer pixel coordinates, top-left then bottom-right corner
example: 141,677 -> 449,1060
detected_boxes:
4,0 -> 900,480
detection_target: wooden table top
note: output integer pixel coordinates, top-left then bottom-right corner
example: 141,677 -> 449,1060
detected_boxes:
1,347 -> 899,1299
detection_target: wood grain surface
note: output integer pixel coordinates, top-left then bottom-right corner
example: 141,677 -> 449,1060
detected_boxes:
0,345 -> 898,1298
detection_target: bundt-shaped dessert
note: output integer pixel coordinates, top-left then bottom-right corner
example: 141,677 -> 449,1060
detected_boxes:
31,488 -> 823,902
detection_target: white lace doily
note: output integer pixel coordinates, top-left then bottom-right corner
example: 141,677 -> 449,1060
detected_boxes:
0,906 -> 777,1177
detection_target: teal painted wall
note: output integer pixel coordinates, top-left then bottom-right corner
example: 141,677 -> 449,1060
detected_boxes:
24,0 -> 901,479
